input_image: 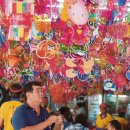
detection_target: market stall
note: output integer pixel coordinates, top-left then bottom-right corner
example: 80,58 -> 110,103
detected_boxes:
0,0 -> 130,123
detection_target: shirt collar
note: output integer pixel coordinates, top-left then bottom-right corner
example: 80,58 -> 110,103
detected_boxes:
11,98 -> 21,101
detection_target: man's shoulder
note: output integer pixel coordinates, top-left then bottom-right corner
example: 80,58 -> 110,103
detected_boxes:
14,103 -> 27,112
96,114 -> 101,118
107,113 -> 112,118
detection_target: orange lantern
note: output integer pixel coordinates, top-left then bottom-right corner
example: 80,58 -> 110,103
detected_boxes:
34,14 -> 52,33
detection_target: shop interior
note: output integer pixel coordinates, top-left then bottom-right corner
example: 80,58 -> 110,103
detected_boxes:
0,0 -> 130,128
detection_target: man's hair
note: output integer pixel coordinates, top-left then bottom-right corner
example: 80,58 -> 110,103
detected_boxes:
9,83 -> 23,98
109,120 -> 121,130
23,81 -> 41,101
75,113 -> 87,127
59,107 -> 73,123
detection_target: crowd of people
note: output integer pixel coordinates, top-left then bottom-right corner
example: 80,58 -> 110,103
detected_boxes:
0,81 -> 130,130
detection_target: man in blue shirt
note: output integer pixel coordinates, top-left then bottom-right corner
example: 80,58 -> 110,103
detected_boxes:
11,81 -> 62,130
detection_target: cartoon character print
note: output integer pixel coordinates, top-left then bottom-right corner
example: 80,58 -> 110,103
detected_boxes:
52,19 -> 73,46
72,24 -> 89,45
36,40 -> 59,59
103,79 -> 116,92
66,0 -> 88,25
88,18 -> 98,30
59,0 -> 89,45
64,58 -> 94,78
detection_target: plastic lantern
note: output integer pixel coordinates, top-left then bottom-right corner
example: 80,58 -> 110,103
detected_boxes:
117,0 -> 127,6
107,23 -> 127,38
90,0 -> 99,5
67,0 -> 88,25
34,14 -> 52,33
103,79 -> 116,92
113,74 -> 127,92
88,18 -> 98,30
36,40 -> 58,59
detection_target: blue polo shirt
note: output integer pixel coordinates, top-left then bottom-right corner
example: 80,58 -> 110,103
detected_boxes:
11,103 -> 51,130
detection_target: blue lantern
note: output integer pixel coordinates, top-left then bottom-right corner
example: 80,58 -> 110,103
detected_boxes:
117,0 -> 127,6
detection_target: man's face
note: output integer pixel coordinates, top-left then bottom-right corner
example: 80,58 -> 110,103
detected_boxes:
28,85 -> 43,104
100,107 -> 106,114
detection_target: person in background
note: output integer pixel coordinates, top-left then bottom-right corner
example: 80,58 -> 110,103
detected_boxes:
114,108 -> 129,129
76,101 -> 94,129
0,83 -> 23,130
41,96 -> 51,113
95,103 -> 113,130
76,102 -> 87,118
64,113 -> 89,130
107,120 -> 121,130
59,106 -> 73,129
11,81 -> 63,130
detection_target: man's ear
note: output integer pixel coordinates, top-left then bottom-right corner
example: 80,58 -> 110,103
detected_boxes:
9,92 -> 11,96
26,92 -> 31,99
